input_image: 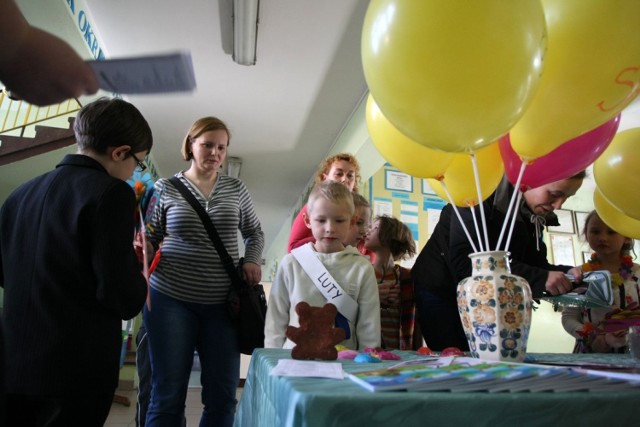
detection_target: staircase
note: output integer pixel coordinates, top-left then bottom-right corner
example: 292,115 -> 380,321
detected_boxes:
0,88 -> 81,166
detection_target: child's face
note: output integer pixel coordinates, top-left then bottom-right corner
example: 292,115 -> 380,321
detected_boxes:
110,147 -> 149,181
363,219 -> 382,251
586,215 -> 629,260
344,206 -> 371,247
304,198 -> 353,253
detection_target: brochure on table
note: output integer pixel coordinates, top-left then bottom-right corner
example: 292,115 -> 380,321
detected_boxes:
346,356 -> 640,393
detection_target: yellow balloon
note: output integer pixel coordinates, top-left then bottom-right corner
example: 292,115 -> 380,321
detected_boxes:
594,128 -> 640,220
594,188 -> 640,240
427,143 -> 504,207
362,0 -> 546,153
511,0 -> 640,160
365,94 -> 454,179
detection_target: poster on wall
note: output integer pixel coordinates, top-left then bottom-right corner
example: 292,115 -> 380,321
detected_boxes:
547,209 -> 575,234
550,234 -> 576,266
373,197 -> 393,218
574,211 -> 589,232
385,170 -> 413,192
427,209 -> 442,235
400,201 -> 420,241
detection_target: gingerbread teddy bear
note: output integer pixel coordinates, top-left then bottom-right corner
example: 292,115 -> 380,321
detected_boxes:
286,302 -> 346,360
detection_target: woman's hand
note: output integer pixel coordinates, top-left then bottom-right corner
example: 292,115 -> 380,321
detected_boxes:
544,270 -> 573,295
133,232 -> 155,264
567,266 -> 583,283
133,231 -> 145,263
590,331 -> 627,353
242,261 -> 262,285
605,330 -> 628,349
590,334 -> 610,353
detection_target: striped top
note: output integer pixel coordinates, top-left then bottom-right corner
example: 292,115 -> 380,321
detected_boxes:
146,171 -> 265,304
377,265 -> 420,350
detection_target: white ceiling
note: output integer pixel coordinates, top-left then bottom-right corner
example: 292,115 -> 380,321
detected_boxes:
3,0 -> 374,255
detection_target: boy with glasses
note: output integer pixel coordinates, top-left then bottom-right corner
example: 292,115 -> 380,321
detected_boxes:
0,97 -> 152,427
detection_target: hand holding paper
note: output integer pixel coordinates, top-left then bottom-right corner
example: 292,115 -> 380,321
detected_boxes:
88,51 -> 196,94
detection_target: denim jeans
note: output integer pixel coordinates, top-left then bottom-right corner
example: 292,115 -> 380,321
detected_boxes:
144,287 -> 239,427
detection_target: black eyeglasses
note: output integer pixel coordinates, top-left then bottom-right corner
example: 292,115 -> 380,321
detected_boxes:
130,152 -> 147,171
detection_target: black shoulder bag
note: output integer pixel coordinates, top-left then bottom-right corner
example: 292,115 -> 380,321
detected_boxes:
169,176 -> 267,355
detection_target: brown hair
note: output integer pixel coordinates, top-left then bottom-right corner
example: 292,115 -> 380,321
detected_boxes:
352,192 -> 370,209
570,170 -> 587,180
374,215 -> 416,261
314,153 -> 361,192
74,97 -> 152,155
181,116 -> 230,161
307,181 -> 355,216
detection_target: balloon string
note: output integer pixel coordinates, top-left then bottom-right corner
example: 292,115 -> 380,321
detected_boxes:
470,153 -> 490,251
469,205 -> 484,252
440,180 -> 479,254
504,191 -> 524,252
496,161 -> 527,251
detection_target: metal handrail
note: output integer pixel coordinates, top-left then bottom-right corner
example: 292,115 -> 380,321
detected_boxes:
0,88 -> 81,135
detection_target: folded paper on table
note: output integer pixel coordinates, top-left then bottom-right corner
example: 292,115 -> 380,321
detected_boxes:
89,51 -> 196,94
270,359 -> 344,379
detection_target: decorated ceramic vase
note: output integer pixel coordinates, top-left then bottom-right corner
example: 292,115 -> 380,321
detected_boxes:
457,251 -> 532,362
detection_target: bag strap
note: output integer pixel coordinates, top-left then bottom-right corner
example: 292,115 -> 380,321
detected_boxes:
291,243 -> 358,323
168,176 -> 242,288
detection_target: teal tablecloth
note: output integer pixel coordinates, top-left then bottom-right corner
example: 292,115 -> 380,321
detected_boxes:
234,349 -> 640,427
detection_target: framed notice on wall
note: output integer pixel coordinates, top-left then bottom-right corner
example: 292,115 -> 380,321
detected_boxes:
550,234 -> 576,266
573,211 -> 589,234
547,209 -> 575,234
384,170 -> 413,192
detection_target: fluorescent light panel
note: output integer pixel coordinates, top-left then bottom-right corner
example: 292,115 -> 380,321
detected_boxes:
233,0 -> 259,66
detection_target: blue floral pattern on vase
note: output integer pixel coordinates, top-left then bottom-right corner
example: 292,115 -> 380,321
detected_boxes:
457,251 -> 532,362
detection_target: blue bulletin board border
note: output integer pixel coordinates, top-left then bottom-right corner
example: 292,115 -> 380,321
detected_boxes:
423,194 -> 446,211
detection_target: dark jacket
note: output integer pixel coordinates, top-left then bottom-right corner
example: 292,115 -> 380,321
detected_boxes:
412,176 -> 570,301
0,154 -> 147,396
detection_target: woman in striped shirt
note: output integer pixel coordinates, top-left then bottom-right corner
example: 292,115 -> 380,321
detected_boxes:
143,117 -> 264,427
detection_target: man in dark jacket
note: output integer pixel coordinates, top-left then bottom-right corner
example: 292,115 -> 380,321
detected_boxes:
0,97 -> 152,426
412,173 -> 585,351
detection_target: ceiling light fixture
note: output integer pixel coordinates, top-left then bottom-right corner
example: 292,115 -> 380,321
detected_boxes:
232,0 -> 260,66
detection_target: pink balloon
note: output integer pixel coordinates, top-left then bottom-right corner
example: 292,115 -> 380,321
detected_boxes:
500,114 -> 620,191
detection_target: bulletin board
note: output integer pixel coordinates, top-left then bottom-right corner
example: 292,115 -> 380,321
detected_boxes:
367,164 -> 447,255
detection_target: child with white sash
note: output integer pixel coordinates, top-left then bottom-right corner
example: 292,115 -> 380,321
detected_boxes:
265,181 -> 381,350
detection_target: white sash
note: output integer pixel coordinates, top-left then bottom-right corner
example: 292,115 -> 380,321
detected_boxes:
291,244 -> 358,323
